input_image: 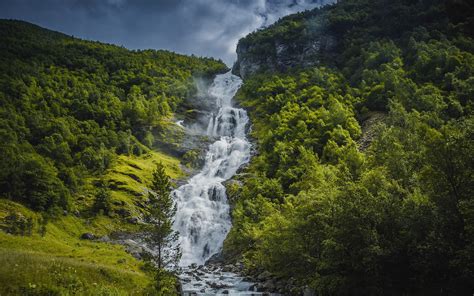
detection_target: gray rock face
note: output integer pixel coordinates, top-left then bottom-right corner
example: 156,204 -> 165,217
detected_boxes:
232,8 -> 337,79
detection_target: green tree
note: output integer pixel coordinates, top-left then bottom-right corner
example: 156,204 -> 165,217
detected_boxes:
145,162 -> 181,270
92,180 -> 112,216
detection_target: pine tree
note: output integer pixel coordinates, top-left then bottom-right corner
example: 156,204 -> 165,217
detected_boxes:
145,162 -> 181,270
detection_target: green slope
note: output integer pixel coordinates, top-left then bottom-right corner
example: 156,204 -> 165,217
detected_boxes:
0,19 -> 226,294
226,0 -> 474,295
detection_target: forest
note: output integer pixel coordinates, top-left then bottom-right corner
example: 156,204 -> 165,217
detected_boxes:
0,20 -> 226,213
0,0 -> 473,294
225,0 -> 474,295
0,20 -> 226,294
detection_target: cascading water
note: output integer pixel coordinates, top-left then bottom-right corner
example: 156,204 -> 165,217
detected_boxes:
173,71 -> 249,267
173,72 -> 274,295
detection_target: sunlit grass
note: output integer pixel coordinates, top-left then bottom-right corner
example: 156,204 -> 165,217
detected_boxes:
0,149 -> 185,295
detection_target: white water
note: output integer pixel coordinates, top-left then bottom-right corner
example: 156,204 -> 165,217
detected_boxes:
173,72 -> 250,267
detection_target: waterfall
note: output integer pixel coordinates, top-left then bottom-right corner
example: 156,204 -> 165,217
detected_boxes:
173,71 -> 250,267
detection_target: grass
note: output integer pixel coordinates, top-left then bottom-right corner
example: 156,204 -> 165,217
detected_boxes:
0,149 -> 185,295
0,200 -> 153,295
76,150 -> 185,218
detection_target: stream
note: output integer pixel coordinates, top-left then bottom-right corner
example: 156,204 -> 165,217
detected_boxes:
171,72 -> 273,295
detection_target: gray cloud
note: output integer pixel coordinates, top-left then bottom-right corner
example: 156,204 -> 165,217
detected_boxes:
0,0 -> 333,65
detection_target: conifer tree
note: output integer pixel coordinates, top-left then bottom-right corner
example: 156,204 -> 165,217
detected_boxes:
145,162 -> 181,270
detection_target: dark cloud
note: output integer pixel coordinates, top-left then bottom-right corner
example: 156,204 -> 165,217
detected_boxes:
0,0 -> 333,65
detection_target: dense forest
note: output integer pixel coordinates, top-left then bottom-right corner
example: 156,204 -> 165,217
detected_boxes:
1,0 -> 473,294
0,20 -> 226,294
226,0 -> 474,295
0,20 -> 226,212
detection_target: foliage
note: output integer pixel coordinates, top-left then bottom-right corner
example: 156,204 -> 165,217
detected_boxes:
92,180 -> 112,216
0,20 -> 226,212
227,0 -> 474,294
144,163 -> 181,270
0,200 -> 164,295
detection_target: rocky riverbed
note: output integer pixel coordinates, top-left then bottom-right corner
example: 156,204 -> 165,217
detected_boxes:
178,262 -> 282,296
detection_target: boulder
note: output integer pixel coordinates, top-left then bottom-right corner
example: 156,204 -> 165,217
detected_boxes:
80,233 -> 95,240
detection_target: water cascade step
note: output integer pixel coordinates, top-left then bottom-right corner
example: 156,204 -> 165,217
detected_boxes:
172,72 -> 277,295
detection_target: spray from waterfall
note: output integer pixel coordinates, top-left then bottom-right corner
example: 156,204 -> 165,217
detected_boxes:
172,71 -> 250,267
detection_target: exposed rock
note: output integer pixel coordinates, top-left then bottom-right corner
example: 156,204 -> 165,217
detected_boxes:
357,111 -> 387,151
121,239 -> 145,259
127,217 -> 139,224
116,208 -> 131,217
232,7 -> 337,79
98,235 -> 111,243
80,233 -> 95,240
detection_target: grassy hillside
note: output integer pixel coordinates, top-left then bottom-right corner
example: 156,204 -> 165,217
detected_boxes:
226,0 -> 474,295
0,200 -> 150,295
0,19 -> 226,294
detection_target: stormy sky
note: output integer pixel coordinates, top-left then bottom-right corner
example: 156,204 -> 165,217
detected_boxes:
0,0 -> 333,65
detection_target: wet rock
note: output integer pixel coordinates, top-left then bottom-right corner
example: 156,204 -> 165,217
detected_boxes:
207,281 -> 230,289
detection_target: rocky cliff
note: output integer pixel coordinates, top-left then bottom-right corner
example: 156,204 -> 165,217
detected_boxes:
232,6 -> 337,79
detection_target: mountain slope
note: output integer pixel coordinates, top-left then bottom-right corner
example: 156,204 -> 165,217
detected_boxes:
225,0 -> 474,295
0,19 -> 226,294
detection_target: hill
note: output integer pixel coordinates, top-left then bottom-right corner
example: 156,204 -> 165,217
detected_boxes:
225,0 -> 474,295
0,19 -> 226,294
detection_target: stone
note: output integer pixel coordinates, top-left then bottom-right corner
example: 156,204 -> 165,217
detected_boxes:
98,235 -> 111,243
232,11 -> 337,80
80,233 -> 95,240
116,208 -> 131,217
127,217 -> 139,224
